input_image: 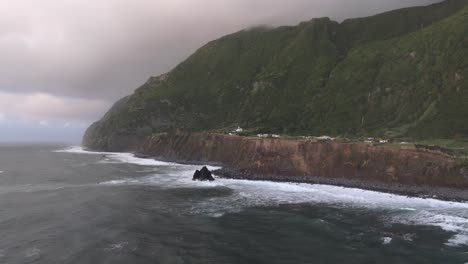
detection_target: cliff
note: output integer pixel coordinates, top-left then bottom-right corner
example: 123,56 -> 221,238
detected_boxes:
138,133 -> 468,190
84,0 -> 468,150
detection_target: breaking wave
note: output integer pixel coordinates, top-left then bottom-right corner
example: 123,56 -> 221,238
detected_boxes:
57,146 -> 468,247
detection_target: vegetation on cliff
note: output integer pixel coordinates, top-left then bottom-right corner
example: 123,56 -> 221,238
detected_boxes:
84,0 -> 468,150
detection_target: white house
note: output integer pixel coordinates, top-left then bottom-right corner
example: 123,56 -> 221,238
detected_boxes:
315,136 -> 335,141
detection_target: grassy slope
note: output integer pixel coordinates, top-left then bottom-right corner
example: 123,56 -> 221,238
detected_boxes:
85,0 -> 468,149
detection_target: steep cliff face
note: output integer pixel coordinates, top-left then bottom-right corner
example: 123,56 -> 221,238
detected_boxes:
136,133 -> 468,188
84,0 -> 468,150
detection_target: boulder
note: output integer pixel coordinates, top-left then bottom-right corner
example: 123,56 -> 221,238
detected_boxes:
192,166 -> 215,181
193,170 -> 202,180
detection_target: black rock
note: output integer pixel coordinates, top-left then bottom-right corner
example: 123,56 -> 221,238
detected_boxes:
193,170 -> 202,180
192,166 -> 215,181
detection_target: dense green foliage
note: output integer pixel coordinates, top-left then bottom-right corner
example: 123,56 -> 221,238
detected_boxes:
85,0 -> 468,147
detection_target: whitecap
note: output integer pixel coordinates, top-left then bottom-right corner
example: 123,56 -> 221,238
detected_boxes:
211,212 -> 225,218
54,146 -> 221,169
100,180 -> 132,185
393,211 -> 468,247
53,146 -> 111,154
381,237 -> 392,245
102,173 -> 468,247
402,233 -> 415,241
24,247 -> 40,258
57,146 -> 468,247
447,234 -> 468,247
105,242 -> 128,251
400,208 -> 416,211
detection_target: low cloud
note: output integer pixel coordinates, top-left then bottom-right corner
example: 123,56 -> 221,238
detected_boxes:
0,91 -> 110,122
0,0 -> 442,141
0,0 -> 440,101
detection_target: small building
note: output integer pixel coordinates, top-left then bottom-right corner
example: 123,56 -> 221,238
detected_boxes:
235,126 -> 243,133
315,136 -> 335,141
272,134 -> 281,138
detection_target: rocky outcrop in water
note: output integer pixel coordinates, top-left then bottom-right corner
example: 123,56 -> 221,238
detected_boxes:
193,166 -> 215,181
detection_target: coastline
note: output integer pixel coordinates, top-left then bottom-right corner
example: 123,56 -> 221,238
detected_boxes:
133,153 -> 468,202
134,153 -> 468,202
214,168 -> 468,202
78,145 -> 468,202
84,132 -> 468,202
131,152 -> 468,202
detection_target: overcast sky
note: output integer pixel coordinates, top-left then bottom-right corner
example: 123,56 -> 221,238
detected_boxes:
0,0 -> 441,142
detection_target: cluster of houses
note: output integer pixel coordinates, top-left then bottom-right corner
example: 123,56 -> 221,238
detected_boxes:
228,126 -> 244,136
257,134 -> 281,138
300,135 -> 391,144
227,127 -> 283,138
364,138 -> 389,144
227,128 -> 394,145
302,135 -> 335,141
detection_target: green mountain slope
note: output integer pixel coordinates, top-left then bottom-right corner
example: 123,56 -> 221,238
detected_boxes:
84,0 -> 468,150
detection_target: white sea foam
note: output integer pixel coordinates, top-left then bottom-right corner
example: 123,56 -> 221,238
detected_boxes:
393,211 -> 468,247
400,208 -> 417,211
59,146 -> 468,247
53,146 -> 110,154
101,180 -> 134,185
381,237 -> 392,245
24,247 -> 40,258
55,146 -> 220,169
105,242 -> 128,251
402,233 -> 415,241
447,234 -> 468,247
101,171 -> 468,247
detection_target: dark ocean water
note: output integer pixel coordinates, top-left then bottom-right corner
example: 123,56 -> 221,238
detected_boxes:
0,144 -> 468,264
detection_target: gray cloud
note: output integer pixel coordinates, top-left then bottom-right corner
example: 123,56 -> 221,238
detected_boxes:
0,0 -> 441,118
0,91 -> 110,121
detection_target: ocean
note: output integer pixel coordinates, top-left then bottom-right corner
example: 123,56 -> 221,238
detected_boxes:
0,144 -> 467,263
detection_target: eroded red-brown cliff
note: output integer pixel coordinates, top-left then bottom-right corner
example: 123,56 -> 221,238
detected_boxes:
139,133 -> 468,189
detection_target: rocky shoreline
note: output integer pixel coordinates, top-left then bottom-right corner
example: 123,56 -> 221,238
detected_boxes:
213,168 -> 468,202
130,153 -> 468,202
84,132 -> 468,202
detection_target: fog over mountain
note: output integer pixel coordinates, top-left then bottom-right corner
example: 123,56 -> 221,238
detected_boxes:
0,0 -> 441,142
